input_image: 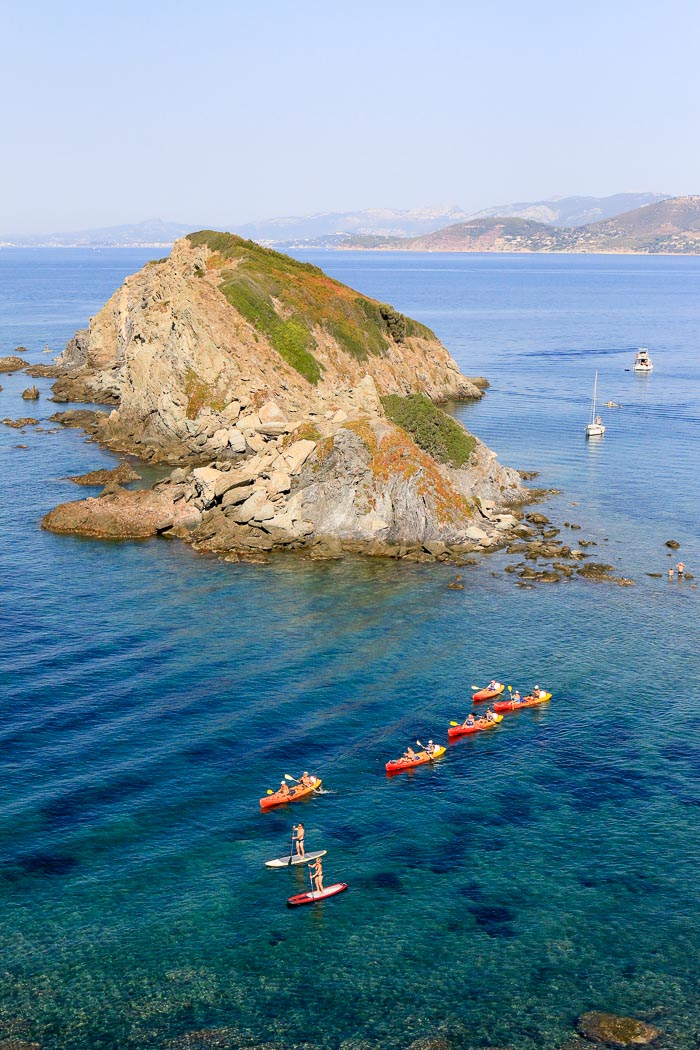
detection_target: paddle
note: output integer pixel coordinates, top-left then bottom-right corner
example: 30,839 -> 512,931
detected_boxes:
470,685 -> 479,690
286,829 -> 296,867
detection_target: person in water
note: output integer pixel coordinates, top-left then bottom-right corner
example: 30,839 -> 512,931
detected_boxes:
292,823 -> 305,857
462,713 -> 476,728
668,567 -> 675,579
677,562 -> 686,577
309,855 -> 324,893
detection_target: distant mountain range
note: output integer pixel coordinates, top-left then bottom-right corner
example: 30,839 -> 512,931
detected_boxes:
0,193 -> 671,248
469,192 -> 667,228
340,196 -> 700,255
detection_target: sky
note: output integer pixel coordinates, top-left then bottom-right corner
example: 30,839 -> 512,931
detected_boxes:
2,0 -> 699,233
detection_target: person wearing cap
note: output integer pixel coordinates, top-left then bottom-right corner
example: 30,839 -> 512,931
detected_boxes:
485,707 -> 497,722
292,822 -> 305,857
299,771 -> 315,788
425,740 -> 437,756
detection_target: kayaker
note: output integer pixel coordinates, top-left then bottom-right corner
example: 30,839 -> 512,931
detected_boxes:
485,707 -> 497,722
461,713 -> 476,728
292,823 -> 305,857
488,680 -> 499,691
278,780 -> 290,796
309,855 -> 324,893
425,740 -> 437,755
300,771 -> 315,788
402,746 -> 417,761
512,690 -> 521,704
532,685 -> 543,699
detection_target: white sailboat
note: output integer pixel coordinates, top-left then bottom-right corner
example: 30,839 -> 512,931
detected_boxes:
585,371 -> 605,437
633,348 -> 653,373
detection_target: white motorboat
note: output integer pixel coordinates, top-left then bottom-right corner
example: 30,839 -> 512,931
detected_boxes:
585,371 -> 605,437
633,348 -> 653,373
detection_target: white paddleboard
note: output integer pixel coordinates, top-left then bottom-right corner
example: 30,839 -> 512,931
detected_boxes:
264,849 -> 327,868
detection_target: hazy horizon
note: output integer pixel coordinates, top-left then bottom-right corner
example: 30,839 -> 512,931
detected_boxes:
4,0 -> 698,234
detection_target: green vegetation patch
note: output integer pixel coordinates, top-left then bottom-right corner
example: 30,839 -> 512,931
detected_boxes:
184,369 -> 227,419
186,231 -> 436,375
381,393 -> 476,468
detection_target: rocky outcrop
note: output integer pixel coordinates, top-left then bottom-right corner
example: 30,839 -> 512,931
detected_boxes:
21,386 -> 39,400
2,417 -> 38,428
0,357 -> 26,373
66,463 -> 141,486
577,1012 -> 661,1046
43,485 -> 200,540
51,233 -> 484,462
42,232 -> 532,560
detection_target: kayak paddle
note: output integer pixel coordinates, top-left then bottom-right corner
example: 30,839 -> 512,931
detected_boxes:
284,774 -> 301,783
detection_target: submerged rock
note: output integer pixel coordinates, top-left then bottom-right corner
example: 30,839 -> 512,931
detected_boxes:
577,1011 -> 661,1046
2,417 -> 38,428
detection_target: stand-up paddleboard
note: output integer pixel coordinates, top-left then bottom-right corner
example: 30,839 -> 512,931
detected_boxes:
265,849 -> 327,869
287,882 -> 348,907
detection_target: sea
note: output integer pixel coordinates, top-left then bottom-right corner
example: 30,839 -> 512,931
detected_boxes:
0,248 -> 698,1050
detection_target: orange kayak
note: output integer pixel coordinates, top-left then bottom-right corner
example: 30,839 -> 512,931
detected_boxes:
386,745 -> 446,774
494,692 -> 552,712
448,714 -> 503,739
260,776 -> 322,810
472,684 -> 505,702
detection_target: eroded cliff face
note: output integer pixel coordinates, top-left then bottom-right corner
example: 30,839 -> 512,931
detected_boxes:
44,232 -> 528,558
56,234 -> 483,462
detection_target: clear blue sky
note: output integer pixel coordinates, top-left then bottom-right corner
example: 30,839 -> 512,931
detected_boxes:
3,0 -> 698,233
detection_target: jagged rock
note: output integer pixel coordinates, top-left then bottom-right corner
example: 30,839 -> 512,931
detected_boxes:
268,469 -> 291,495
577,562 -> 614,579
191,466 -> 223,507
21,386 -> 40,400
258,400 -> 286,424
577,1011 -> 661,1046
665,539 -> 680,549
2,417 -> 38,428
67,463 -> 140,486
526,512 -> 549,525
227,428 -> 247,453
42,487 -> 200,539
215,467 -> 256,499
282,439 -> 316,474
0,356 -> 26,372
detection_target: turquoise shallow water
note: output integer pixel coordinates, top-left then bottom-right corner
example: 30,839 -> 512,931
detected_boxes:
0,249 -> 698,1049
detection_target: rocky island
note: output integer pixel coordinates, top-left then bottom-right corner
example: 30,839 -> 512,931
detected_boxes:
42,231 -> 531,561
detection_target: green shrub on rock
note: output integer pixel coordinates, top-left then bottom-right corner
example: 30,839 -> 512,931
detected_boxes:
381,394 -> 476,468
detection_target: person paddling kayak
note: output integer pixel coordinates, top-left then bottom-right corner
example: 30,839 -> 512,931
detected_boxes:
485,707 -> 498,721
461,713 -> 476,728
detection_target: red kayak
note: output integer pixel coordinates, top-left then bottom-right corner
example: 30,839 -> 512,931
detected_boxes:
385,745 -> 446,774
472,684 -> 505,702
287,882 -> 348,907
494,691 -> 552,712
448,714 -> 503,739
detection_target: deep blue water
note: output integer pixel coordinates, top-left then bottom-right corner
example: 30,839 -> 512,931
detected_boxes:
0,248 -> 698,1050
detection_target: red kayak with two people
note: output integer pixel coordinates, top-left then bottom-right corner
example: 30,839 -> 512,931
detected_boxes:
260,772 -> 322,810
494,686 -> 552,712
386,740 -> 446,773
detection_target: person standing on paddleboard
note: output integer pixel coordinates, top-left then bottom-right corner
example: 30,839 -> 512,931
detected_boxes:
309,855 -> 324,893
292,823 -> 305,857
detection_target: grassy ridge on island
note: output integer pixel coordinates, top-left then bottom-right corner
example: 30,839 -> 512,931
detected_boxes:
187,231 -> 434,383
